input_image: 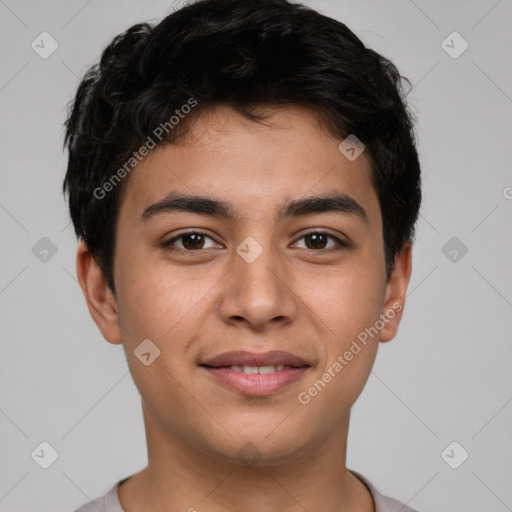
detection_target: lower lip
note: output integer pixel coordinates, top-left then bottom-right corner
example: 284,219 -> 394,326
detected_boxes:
202,367 -> 309,396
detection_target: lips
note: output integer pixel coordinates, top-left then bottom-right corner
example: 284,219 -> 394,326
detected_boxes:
200,350 -> 311,396
201,350 -> 309,368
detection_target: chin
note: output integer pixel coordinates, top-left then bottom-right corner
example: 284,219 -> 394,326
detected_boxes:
205,423 -> 315,468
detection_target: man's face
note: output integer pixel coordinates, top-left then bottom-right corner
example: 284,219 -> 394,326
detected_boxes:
88,105 -> 409,464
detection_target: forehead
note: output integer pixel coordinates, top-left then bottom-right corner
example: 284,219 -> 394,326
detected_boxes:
118,104 -> 381,227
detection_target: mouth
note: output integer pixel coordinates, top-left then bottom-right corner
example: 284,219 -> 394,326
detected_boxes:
200,350 -> 311,396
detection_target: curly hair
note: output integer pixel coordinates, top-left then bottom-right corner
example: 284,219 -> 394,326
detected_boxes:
63,0 -> 421,294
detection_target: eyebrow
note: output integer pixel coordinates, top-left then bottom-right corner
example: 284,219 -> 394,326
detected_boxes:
140,192 -> 369,225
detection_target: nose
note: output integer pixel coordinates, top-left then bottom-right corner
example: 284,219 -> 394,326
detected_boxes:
217,238 -> 299,331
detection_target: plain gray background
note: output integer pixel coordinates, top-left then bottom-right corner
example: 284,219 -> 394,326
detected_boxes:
0,0 -> 511,511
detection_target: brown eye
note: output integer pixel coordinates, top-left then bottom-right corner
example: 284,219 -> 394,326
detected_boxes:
162,232 -> 219,251
294,232 -> 348,251
304,233 -> 328,249
180,233 -> 206,250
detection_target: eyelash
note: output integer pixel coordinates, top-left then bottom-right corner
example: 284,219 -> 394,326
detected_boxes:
160,230 -> 349,253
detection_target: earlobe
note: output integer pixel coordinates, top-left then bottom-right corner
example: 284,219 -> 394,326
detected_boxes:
76,241 -> 122,345
379,243 -> 413,343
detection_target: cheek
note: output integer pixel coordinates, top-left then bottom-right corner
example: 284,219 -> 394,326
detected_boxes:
296,269 -> 382,404
115,247 -> 197,337
299,262 -> 385,339
294,264 -> 383,409
114,253 -> 220,377
114,263 -> 207,422
297,343 -> 377,432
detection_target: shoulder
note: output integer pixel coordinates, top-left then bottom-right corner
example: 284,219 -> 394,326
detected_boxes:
352,471 -> 420,512
76,473 -> 419,512
74,480 -> 125,512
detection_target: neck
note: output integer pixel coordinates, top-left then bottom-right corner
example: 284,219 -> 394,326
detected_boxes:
118,402 -> 374,512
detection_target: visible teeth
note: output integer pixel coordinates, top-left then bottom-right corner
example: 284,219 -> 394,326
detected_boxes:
229,365 -> 288,374
258,365 -> 276,374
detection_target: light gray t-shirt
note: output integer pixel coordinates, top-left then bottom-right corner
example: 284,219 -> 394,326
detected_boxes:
74,472 -> 418,512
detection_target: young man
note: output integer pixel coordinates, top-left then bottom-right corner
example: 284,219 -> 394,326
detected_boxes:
64,0 -> 422,510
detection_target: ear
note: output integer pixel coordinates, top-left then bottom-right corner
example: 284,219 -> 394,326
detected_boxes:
76,241 -> 122,345
379,242 -> 413,343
